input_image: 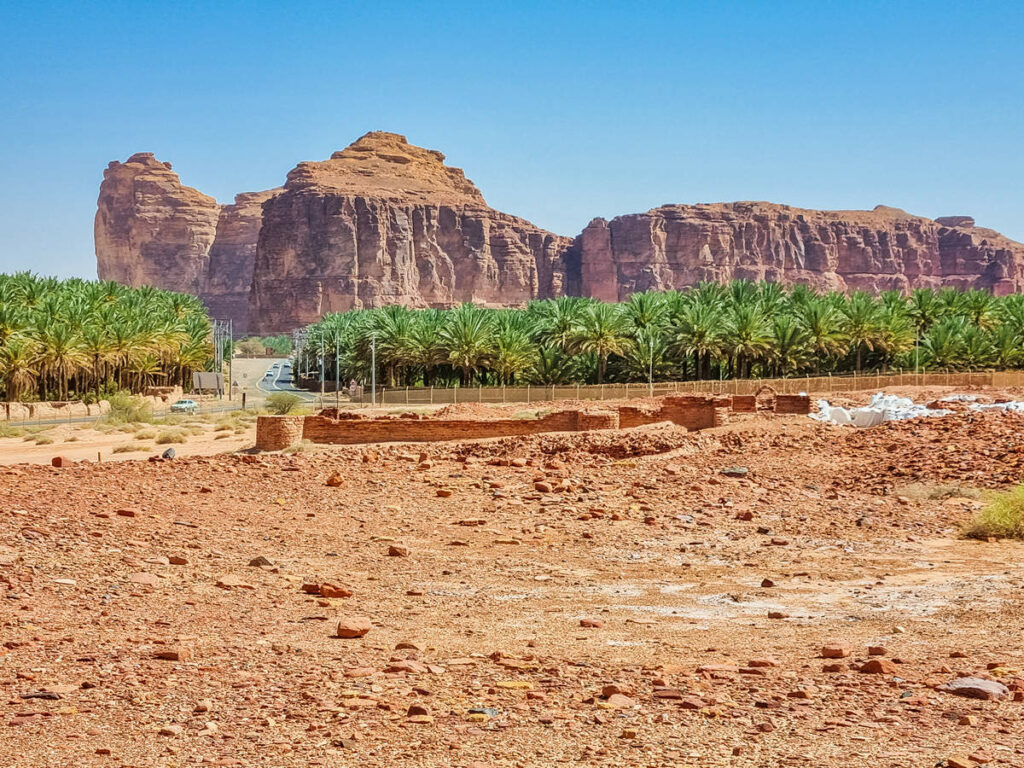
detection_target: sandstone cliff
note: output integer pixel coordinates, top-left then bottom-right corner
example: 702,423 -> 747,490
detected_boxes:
96,136 -> 1024,335
577,203 -> 1024,300
94,154 -> 279,334
246,132 -> 574,333
95,153 -> 221,296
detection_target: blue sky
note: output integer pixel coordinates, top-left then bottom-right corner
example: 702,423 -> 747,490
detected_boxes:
1,1 -> 1021,278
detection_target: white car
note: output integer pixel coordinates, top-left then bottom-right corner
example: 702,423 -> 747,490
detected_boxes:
170,399 -> 199,415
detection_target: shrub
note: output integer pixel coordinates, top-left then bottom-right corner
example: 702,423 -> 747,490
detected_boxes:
105,392 -> 153,425
266,392 -> 302,415
155,430 -> 187,445
33,435 -> 54,445
965,484 -> 1024,540
113,443 -> 141,453
134,429 -> 157,440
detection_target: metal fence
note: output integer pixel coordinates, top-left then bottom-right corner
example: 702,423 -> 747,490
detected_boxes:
359,370 -> 1024,406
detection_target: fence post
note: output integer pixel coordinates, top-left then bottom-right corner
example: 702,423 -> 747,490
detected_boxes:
406,387 -> 410,405
454,386 -> 457,404
526,384 -> 530,403
577,383 -> 580,399
502,384 -> 506,403
430,386 -> 433,405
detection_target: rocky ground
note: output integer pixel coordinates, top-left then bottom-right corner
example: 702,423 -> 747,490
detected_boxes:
2,391 -> 1023,767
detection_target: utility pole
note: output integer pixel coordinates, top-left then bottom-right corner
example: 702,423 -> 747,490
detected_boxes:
371,333 -> 377,407
335,332 -> 340,409
227,319 -> 233,401
320,335 -> 325,395
648,336 -> 654,397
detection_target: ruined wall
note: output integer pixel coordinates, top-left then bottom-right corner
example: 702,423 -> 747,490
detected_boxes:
774,394 -> 812,415
255,415 -> 305,450
618,395 -> 724,430
297,409 -> 619,446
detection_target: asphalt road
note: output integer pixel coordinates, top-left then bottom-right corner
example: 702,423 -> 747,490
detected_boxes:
254,360 -> 318,402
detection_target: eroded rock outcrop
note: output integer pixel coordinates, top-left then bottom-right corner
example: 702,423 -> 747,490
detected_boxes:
94,154 -> 280,334
95,153 -> 221,296
247,132 -> 574,333
577,203 -> 1024,299
96,136 -> 1024,335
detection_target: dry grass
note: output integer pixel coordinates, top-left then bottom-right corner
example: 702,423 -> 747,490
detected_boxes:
281,439 -> 315,454
965,484 -> 1024,540
155,430 -> 187,445
134,429 -> 157,440
112,444 -> 142,454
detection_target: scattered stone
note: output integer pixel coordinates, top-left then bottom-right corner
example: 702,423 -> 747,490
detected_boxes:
860,659 -> 897,675
154,646 -> 192,662
822,644 -> 852,659
320,583 -> 353,598
941,677 -> 1010,701
162,447 -> 176,459
388,544 -> 410,557
579,618 -> 604,628
158,724 -> 183,736
721,466 -> 748,477
248,556 -> 273,567
325,472 -> 344,487
336,616 -> 373,638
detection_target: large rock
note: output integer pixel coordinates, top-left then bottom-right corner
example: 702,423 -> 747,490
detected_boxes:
246,132 -> 574,333
95,153 -> 221,296
96,135 -> 1024,335
94,154 -> 280,333
203,189 -> 280,335
576,203 -> 1024,299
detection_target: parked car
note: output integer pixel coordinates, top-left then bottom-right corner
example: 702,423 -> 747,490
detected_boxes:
170,399 -> 199,414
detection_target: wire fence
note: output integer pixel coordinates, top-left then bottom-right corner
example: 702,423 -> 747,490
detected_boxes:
352,370 -> 1024,406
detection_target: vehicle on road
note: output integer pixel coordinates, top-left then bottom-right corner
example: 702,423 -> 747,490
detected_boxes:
170,399 -> 199,414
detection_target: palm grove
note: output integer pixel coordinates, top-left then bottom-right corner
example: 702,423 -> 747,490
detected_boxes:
299,283 -> 1024,389
0,274 -> 212,402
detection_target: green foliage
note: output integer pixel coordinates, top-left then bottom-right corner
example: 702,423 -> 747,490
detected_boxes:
104,391 -> 154,424
965,484 -> 1024,540
296,283 -> 1024,387
0,273 -> 212,401
265,392 -> 302,414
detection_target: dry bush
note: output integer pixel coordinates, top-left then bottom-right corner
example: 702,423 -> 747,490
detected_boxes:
155,430 -> 187,445
965,485 -> 1024,540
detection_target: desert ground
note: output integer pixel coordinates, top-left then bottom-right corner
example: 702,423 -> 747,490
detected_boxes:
2,387 -> 1023,768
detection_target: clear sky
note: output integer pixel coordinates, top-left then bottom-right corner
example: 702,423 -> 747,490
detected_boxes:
1,1 -> 1021,278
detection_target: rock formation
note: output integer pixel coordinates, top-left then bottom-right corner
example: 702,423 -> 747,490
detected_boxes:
96,136 -> 1024,335
246,132 -> 574,333
578,203 -> 1024,300
94,154 -> 280,335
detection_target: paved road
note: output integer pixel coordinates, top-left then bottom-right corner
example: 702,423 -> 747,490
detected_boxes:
254,360 -> 319,402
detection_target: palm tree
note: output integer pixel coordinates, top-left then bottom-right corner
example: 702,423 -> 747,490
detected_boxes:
0,337 -> 37,400
767,315 -> 809,377
840,292 -> 883,373
571,302 -> 630,384
795,299 -> 846,373
441,304 -> 494,386
724,302 -> 772,379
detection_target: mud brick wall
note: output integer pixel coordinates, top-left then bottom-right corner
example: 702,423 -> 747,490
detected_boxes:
774,394 -> 812,415
255,415 -> 305,450
658,395 -> 725,430
616,395 -> 722,431
257,409 -> 620,449
731,395 -> 756,413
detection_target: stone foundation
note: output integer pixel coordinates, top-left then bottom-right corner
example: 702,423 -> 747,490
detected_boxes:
255,395 -> 727,450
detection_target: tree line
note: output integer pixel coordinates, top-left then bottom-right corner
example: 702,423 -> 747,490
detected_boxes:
299,284 -> 1024,391
297,283 -> 1024,389
0,273 -> 213,402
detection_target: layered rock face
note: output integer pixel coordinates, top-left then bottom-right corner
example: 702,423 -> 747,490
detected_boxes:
95,155 -> 280,335
97,136 -> 1024,336
247,132 -> 574,333
578,203 -> 1024,300
203,190 -> 280,334
95,154 -> 221,296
